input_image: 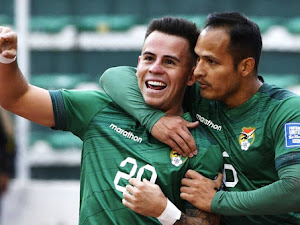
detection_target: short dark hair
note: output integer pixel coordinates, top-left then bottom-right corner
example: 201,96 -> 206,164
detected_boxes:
204,12 -> 262,72
145,17 -> 200,63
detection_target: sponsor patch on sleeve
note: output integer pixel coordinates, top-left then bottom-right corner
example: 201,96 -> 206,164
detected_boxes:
284,123 -> 300,148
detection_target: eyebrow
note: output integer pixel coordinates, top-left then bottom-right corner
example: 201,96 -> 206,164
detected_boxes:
143,51 -> 180,63
202,54 -> 218,62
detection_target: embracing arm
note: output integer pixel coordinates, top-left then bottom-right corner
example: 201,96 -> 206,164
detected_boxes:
211,163 -> 300,215
99,66 -> 165,131
123,178 -> 220,225
181,164 -> 300,215
99,66 -> 198,156
0,26 -> 54,127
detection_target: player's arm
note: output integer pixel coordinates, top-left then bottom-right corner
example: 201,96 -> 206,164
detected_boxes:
123,178 -> 220,225
212,163 -> 300,215
99,66 -> 198,156
181,163 -> 300,215
0,26 -> 54,127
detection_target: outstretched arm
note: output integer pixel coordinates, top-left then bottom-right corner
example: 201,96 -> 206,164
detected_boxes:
100,66 -> 198,156
123,178 -> 220,225
0,26 -> 54,127
181,164 -> 300,215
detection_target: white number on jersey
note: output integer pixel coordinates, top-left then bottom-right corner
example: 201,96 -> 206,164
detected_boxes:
114,157 -> 157,193
223,151 -> 239,187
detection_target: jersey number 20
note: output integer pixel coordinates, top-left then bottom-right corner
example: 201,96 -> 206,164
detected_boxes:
114,157 -> 158,193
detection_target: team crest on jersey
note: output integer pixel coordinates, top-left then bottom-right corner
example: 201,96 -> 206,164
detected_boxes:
170,150 -> 187,167
239,127 -> 256,151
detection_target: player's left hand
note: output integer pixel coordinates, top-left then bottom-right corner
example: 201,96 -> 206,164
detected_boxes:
122,178 -> 167,217
180,170 -> 223,212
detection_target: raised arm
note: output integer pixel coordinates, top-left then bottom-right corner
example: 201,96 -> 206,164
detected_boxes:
99,66 -> 198,156
0,26 -> 54,127
123,178 -> 220,225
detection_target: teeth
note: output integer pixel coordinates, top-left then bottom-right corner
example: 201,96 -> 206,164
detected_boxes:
147,81 -> 166,86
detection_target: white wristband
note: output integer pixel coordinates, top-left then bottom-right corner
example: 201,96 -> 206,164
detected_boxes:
0,54 -> 16,64
157,199 -> 181,225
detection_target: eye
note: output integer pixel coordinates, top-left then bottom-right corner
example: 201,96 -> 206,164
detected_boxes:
165,59 -> 175,65
144,55 -> 154,61
208,58 -> 216,65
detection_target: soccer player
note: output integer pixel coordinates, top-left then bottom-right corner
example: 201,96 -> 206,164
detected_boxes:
0,17 -> 223,224
99,12 -> 300,225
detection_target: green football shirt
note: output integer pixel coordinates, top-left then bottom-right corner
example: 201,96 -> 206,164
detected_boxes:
50,89 -> 223,225
185,81 -> 300,224
99,66 -> 300,225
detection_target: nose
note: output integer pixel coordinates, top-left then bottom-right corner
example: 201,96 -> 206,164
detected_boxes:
193,59 -> 205,78
149,61 -> 164,75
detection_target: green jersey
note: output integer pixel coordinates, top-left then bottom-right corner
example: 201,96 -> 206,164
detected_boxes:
99,66 -> 300,225
49,89 -> 223,225
185,82 -> 300,225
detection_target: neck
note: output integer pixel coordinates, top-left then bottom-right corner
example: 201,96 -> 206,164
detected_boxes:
225,77 -> 263,108
165,107 -> 184,116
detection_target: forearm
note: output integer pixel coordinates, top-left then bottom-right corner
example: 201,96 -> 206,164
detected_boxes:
0,61 -> 29,110
99,66 -> 165,131
0,64 -> 53,126
211,164 -> 300,215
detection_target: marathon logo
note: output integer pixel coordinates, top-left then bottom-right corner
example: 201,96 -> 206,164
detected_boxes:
284,122 -> 300,148
109,123 -> 142,143
196,114 -> 222,131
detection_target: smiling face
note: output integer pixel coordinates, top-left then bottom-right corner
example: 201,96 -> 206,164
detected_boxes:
193,27 -> 246,107
137,31 -> 195,115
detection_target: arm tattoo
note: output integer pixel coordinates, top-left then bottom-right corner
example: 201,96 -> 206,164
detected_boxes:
174,209 -> 220,225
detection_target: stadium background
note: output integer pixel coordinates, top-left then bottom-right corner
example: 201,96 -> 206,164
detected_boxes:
1,0 -> 300,224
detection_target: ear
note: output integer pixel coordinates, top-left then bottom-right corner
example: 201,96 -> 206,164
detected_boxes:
238,57 -> 255,77
136,56 -> 142,76
187,66 -> 197,86
137,55 -> 142,67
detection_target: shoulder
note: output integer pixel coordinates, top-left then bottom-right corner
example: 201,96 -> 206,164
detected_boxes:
60,89 -> 113,105
101,66 -> 137,77
259,83 -> 299,101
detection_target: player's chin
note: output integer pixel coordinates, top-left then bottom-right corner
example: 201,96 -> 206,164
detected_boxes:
200,89 -> 213,99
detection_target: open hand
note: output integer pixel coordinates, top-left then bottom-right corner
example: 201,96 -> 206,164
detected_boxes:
151,116 -> 199,157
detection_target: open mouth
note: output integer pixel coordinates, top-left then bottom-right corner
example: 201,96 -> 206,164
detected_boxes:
146,81 -> 167,90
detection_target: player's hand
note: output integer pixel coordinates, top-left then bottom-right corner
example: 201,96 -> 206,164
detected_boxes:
0,26 -> 17,59
180,170 -> 223,212
151,116 -> 199,157
122,178 -> 167,217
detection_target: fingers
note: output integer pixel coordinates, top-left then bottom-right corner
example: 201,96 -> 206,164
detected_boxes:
163,138 -> 185,156
0,26 -> 17,58
128,177 -> 140,187
169,132 -> 193,157
181,170 -> 201,191
123,180 -> 138,207
151,116 -> 198,157
214,172 -> 223,190
167,120 -> 198,157
180,190 -> 192,202
185,120 -> 199,129
185,169 -> 202,179
181,124 -> 198,156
